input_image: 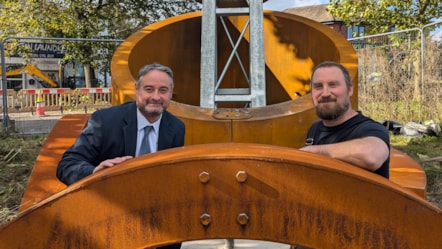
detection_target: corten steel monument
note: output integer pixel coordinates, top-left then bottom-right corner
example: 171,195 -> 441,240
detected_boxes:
1,1 -> 440,248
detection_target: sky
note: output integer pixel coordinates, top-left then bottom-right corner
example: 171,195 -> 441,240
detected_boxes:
263,0 -> 330,11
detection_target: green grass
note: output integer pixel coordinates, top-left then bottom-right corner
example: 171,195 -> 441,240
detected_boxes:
0,134 -> 46,224
390,135 -> 442,206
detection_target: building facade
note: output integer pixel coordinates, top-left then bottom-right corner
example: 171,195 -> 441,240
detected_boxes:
284,4 -> 365,39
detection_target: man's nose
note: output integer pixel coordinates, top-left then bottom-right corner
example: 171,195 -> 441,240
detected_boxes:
321,86 -> 331,96
151,89 -> 161,99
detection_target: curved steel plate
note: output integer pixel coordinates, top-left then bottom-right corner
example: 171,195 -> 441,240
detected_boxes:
3,143 -> 441,248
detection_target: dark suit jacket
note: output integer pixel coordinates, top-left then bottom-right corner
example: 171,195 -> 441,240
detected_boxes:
56,101 -> 185,185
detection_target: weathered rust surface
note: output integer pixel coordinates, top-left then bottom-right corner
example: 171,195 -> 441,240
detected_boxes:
110,11 -> 358,148
390,149 -> 427,197
19,111 -> 428,213
12,8 -> 435,248
4,143 -> 441,248
18,9 -> 427,213
111,11 -> 358,105
18,114 -> 90,212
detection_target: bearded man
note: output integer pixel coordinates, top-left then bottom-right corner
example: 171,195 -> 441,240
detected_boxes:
300,61 -> 390,178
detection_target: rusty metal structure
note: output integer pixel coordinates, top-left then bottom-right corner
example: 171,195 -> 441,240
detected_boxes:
1,0 -> 441,248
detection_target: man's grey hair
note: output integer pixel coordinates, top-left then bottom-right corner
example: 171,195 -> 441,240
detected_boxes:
311,61 -> 352,89
136,63 -> 174,88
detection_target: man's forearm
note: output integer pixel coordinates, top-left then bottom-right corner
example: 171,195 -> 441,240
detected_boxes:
300,137 -> 389,171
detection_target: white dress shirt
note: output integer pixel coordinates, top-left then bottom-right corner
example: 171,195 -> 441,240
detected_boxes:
135,109 -> 161,157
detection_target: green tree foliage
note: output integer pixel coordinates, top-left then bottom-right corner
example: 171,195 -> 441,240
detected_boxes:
328,0 -> 442,33
1,0 -> 201,43
0,0 -> 201,87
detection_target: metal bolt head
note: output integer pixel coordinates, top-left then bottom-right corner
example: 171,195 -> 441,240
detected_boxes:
199,171 -> 210,183
236,171 -> 248,183
200,213 -> 212,226
237,213 -> 249,225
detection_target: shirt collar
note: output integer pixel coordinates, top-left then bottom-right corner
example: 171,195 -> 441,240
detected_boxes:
137,109 -> 162,132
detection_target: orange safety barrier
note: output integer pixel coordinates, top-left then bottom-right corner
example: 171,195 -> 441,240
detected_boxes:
0,89 -> 18,110
4,88 -> 112,112
3,140 -> 441,248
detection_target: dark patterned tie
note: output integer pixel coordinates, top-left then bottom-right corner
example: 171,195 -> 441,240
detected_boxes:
139,126 -> 152,155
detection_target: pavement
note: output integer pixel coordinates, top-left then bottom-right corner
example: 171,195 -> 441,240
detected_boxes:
2,110 -> 87,135
181,240 -> 292,249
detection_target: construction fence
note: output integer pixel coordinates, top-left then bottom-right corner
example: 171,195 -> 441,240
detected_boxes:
349,20 -> 442,123
0,87 -> 112,135
0,88 -> 112,113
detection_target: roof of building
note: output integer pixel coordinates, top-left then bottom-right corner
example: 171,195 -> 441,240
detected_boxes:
284,4 -> 342,23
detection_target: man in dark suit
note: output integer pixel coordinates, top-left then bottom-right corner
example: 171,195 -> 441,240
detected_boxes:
56,63 -> 185,249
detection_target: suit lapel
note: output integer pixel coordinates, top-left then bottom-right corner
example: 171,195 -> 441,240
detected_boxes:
158,111 -> 173,150
123,103 -> 138,156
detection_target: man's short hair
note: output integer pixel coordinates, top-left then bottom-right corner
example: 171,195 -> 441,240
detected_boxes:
136,63 -> 174,89
311,61 -> 352,88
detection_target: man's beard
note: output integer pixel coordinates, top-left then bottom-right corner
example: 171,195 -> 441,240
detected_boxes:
139,103 -> 164,117
315,100 -> 350,121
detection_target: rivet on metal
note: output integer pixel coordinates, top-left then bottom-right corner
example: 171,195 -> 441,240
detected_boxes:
200,213 -> 212,226
237,213 -> 249,226
236,171 -> 248,183
199,171 -> 210,183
